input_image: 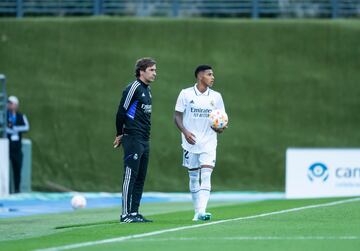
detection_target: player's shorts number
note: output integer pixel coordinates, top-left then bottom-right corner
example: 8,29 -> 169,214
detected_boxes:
182,150 -> 216,169
184,150 -> 189,159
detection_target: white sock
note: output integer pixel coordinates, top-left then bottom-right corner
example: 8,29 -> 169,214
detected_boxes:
198,168 -> 212,214
188,169 -> 200,213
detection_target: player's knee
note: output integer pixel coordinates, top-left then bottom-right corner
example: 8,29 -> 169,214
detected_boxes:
188,169 -> 200,192
200,168 -> 212,191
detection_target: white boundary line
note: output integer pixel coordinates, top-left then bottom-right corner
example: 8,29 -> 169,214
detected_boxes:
127,236 -> 360,241
35,197 -> 360,251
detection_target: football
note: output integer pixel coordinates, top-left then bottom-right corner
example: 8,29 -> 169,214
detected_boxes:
208,109 -> 228,129
71,194 -> 87,209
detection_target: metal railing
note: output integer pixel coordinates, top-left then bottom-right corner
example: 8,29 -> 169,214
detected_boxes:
0,0 -> 359,18
0,74 -> 7,139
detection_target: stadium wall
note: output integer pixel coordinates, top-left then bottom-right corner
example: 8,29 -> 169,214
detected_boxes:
0,18 -> 359,192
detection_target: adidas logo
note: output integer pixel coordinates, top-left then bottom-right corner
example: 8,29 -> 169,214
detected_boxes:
142,93 -> 145,97
190,100 -> 194,104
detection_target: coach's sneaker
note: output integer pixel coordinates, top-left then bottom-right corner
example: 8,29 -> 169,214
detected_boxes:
134,213 -> 153,223
198,212 -> 212,221
120,214 -> 134,223
126,213 -> 153,223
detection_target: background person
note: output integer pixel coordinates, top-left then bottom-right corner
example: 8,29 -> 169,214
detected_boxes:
6,96 -> 30,193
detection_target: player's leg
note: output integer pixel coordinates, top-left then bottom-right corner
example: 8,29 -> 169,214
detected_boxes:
183,149 -> 201,220
188,167 -> 200,217
198,166 -> 213,218
120,136 -> 142,222
197,150 -> 216,220
130,142 -> 152,222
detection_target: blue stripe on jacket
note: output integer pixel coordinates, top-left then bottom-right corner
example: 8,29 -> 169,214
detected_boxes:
126,100 -> 138,120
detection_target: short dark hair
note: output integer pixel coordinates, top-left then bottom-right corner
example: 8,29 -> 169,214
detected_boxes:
194,65 -> 212,78
135,57 -> 156,77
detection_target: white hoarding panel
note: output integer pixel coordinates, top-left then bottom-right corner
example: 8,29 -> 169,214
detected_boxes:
286,148 -> 360,198
0,139 -> 9,197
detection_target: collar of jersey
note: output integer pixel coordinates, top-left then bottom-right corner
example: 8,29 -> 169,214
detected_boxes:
193,83 -> 210,96
136,78 -> 148,87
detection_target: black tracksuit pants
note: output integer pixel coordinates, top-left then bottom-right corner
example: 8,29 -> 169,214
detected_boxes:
10,141 -> 23,193
121,135 -> 149,215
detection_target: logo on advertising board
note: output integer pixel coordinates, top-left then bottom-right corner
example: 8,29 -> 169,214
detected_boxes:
307,163 -> 329,182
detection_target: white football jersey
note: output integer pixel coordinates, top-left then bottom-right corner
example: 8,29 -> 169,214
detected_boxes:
175,84 -> 225,153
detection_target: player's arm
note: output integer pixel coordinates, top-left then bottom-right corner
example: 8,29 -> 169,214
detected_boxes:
211,93 -> 227,134
174,90 -> 196,145
174,111 -> 196,145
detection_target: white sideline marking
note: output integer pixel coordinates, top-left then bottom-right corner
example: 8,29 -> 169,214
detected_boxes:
128,236 -> 359,241
35,197 -> 360,251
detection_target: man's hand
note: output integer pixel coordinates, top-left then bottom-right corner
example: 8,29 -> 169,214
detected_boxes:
175,111 -> 196,145
183,129 -> 196,145
113,135 -> 123,148
211,125 -> 228,134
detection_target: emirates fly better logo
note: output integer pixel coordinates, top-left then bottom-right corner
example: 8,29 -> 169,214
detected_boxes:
307,163 -> 329,182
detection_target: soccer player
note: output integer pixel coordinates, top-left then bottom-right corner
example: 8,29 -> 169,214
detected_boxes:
114,58 -> 156,223
174,65 -> 226,221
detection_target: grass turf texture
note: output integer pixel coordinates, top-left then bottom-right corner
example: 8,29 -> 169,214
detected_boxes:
0,198 -> 359,251
0,18 -> 359,191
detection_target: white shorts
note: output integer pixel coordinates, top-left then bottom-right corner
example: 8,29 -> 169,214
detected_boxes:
182,149 -> 216,169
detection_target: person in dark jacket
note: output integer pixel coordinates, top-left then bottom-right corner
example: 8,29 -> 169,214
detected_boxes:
6,96 -> 30,193
114,58 -> 156,223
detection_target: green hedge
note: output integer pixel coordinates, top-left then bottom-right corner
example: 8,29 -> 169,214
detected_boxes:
0,18 -> 359,192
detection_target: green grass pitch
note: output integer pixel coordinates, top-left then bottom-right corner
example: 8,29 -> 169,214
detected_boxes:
1,197 -> 359,251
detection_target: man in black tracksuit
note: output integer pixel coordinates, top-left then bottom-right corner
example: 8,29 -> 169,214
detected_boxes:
114,58 -> 156,223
